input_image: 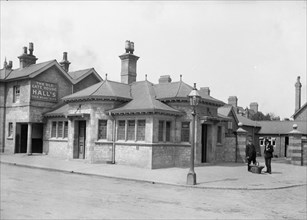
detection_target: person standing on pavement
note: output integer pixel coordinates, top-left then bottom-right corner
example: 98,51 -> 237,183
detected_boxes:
246,136 -> 256,171
264,138 -> 274,174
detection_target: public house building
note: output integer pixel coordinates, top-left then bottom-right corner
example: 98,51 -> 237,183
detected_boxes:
1,41 -> 228,169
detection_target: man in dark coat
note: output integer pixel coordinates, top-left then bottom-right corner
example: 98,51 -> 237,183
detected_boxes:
246,137 -> 256,171
264,138 -> 274,174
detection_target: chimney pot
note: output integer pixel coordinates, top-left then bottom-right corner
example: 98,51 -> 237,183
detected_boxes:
8,61 -> 13,69
159,75 -> 172,84
29,42 -> 34,55
63,52 -> 68,61
200,87 -> 210,96
23,47 -> 28,54
60,52 -> 71,72
125,40 -> 131,53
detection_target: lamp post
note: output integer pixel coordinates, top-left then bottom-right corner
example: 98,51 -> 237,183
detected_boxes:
187,83 -> 201,185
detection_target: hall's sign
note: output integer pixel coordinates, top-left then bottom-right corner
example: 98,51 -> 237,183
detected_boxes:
31,80 -> 58,102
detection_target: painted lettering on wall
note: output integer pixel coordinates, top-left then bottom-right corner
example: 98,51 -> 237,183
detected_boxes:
31,80 -> 58,102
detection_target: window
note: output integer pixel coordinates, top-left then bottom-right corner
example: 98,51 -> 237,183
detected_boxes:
259,139 -> 264,146
158,121 -> 164,142
51,122 -> 57,138
137,120 -> 145,141
271,139 -> 276,146
98,120 -> 107,140
127,120 -> 135,140
117,120 -> 125,140
166,121 -> 171,142
181,122 -> 190,142
57,122 -> 63,138
51,121 -> 68,139
227,121 -> 233,130
217,126 -> 222,144
13,85 -> 20,103
8,123 -> 13,138
64,121 -> 68,138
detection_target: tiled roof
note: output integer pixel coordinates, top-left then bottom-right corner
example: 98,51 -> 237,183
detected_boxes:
68,68 -> 103,84
110,81 -> 183,115
292,102 -> 307,119
2,60 -> 56,80
62,80 -> 132,101
236,114 -> 261,127
44,104 -> 70,117
258,121 -> 307,135
218,105 -> 233,117
154,81 -> 224,105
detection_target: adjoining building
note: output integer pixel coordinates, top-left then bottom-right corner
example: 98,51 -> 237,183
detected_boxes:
0,43 -> 103,155
44,41 -> 227,168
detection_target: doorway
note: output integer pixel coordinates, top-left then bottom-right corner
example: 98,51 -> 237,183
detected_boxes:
15,124 -> 28,153
201,124 -> 208,163
285,136 -> 289,157
73,120 -> 86,159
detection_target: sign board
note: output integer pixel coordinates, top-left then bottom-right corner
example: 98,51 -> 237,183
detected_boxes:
31,80 -> 58,102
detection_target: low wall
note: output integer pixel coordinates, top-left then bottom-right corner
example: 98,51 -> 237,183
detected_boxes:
45,139 -> 68,159
152,145 -> 190,169
92,142 -> 113,163
302,138 -> 307,166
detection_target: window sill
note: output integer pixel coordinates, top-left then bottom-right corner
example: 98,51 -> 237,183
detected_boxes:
48,138 -> 68,142
216,143 -> 223,147
7,137 -> 13,140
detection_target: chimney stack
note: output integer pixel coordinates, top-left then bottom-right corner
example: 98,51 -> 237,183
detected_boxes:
250,102 -> 258,113
159,75 -> 172,84
200,87 -> 210,96
18,42 -> 37,68
295,76 -> 302,112
60,52 -> 71,72
120,40 -> 139,84
228,96 -> 238,108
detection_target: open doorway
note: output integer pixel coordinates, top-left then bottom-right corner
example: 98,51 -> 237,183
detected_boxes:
73,120 -> 86,159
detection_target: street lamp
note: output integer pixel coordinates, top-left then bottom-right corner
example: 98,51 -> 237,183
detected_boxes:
187,83 -> 201,185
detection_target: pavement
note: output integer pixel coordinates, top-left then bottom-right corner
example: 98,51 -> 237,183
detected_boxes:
1,153 -> 306,190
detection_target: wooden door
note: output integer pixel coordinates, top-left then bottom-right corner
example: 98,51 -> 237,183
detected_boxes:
201,124 -> 208,163
78,121 -> 86,159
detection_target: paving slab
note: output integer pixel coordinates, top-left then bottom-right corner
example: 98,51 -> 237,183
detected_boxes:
1,154 -> 306,190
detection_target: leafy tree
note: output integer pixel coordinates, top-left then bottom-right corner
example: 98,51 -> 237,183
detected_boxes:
251,111 -> 280,121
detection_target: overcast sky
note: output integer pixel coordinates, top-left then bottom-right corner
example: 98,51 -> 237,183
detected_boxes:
1,1 -> 306,120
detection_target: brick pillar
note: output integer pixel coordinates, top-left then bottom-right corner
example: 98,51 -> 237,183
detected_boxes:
236,122 -> 247,163
288,124 -> 303,166
27,123 -> 32,155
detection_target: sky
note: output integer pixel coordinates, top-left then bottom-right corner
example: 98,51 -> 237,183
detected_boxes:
1,1 -> 306,120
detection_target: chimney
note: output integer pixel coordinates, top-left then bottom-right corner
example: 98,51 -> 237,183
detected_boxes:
295,76 -> 302,112
60,52 -> 71,72
3,58 -> 7,69
119,40 -> 139,84
228,96 -> 238,108
18,42 -> 38,68
250,102 -> 258,113
159,75 -> 172,84
200,87 -> 210,96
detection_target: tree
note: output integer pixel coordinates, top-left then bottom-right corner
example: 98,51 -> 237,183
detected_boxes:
251,111 -> 280,121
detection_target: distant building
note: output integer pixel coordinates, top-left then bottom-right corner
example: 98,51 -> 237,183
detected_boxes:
227,96 -> 258,119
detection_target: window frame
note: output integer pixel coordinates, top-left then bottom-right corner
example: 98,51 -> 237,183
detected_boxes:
98,119 -> 108,140
50,121 -> 68,139
8,122 -> 13,138
181,121 -> 190,142
136,120 -> 146,141
13,85 -> 20,103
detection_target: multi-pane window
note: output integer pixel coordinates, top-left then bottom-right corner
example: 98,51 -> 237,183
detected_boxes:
98,120 -> 107,140
166,121 -> 171,142
13,85 -> 20,103
8,123 -> 13,138
137,120 -> 145,141
217,126 -> 222,144
57,122 -> 63,138
181,122 -> 190,142
227,121 -> 233,130
51,122 -> 57,138
117,120 -> 126,140
158,121 -> 164,142
64,121 -> 68,138
127,120 -> 135,140
51,121 -> 68,139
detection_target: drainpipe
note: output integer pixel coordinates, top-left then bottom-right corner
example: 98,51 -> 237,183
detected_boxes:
109,112 -> 116,164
